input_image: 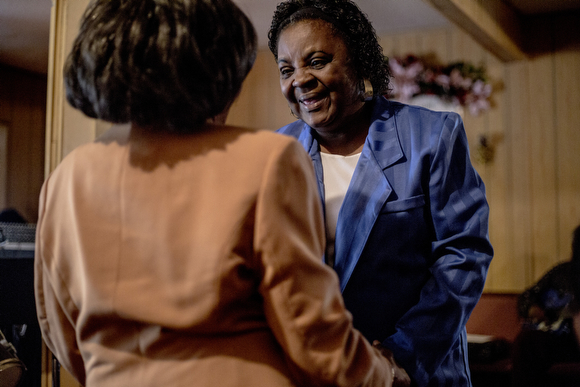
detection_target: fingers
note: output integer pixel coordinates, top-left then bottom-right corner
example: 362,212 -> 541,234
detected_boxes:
372,340 -> 411,387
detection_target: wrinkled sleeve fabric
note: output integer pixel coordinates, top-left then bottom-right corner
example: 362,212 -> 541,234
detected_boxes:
35,173 -> 87,385
384,113 -> 493,385
254,139 -> 392,387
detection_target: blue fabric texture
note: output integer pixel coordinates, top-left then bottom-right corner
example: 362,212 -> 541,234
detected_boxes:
277,97 -> 494,387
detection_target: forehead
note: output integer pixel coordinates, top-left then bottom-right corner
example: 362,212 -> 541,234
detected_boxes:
278,19 -> 347,53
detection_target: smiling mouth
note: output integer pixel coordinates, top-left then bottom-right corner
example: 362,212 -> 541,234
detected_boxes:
300,96 -> 326,112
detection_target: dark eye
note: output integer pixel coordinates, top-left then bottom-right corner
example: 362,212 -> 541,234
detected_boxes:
279,66 -> 293,79
310,58 -> 327,69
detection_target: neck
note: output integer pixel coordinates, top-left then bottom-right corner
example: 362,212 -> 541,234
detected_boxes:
316,103 -> 371,156
319,133 -> 366,155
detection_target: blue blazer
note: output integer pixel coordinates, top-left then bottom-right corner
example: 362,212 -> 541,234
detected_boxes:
278,97 -> 494,386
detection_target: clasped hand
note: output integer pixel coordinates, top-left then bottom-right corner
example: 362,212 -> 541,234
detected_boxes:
372,340 -> 411,387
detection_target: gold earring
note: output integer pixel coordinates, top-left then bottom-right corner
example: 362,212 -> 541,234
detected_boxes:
362,79 -> 373,101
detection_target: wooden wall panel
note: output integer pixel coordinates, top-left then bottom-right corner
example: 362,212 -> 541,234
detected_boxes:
482,53 -> 509,291
227,52 -> 269,128
226,50 -> 293,131
555,50 -> 580,264
0,66 -> 12,210
504,61 -> 533,290
418,29 -> 451,63
449,28 -> 487,176
394,32 -> 422,57
10,75 -> 34,218
379,35 -> 396,59
528,56 -> 560,280
0,65 -> 46,223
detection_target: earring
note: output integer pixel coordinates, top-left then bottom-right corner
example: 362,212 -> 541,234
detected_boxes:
361,79 -> 373,101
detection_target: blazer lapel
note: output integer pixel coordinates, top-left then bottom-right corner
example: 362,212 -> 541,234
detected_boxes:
334,100 -> 404,291
297,125 -> 326,208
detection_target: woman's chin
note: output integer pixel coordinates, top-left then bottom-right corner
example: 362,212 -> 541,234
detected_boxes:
300,111 -> 333,129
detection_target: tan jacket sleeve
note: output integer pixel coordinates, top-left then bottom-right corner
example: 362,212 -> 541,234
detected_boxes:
254,139 -> 393,387
35,176 -> 87,385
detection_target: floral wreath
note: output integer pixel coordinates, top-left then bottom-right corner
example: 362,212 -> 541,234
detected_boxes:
386,54 -> 493,116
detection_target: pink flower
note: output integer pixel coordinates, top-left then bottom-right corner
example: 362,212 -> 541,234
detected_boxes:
465,80 -> 492,116
389,58 -> 422,102
386,56 -> 493,116
449,68 -> 472,90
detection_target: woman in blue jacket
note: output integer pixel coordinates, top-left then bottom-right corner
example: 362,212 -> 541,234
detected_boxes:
268,0 -> 494,385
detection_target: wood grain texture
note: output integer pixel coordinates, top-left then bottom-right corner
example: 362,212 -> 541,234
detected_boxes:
555,50 -> 580,266
423,0 -> 526,61
0,65 -> 46,223
528,55 -> 559,281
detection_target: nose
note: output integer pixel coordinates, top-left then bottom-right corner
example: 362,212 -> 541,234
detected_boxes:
292,67 -> 314,88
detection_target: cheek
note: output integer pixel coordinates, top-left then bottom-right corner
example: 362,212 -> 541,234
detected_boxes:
280,80 -> 296,103
325,69 -> 357,97
334,77 -> 361,106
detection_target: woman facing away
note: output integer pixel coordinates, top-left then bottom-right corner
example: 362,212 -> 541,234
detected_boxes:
268,0 -> 494,386
34,0 -> 408,386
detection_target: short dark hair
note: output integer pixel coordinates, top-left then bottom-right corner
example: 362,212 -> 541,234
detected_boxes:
65,0 -> 257,133
268,0 -> 390,96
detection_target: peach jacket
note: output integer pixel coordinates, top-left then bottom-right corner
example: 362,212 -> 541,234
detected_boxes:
35,124 -> 392,387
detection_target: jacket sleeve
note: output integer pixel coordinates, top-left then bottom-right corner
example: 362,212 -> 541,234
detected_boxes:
384,113 -> 494,385
254,138 -> 393,387
35,175 -> 87,385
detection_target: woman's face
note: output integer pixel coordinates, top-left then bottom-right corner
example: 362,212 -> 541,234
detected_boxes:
276,20 -> 364,134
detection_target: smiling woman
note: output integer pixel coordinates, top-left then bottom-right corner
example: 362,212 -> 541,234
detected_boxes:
268,1 -> 493,386
276,19 -> 366,151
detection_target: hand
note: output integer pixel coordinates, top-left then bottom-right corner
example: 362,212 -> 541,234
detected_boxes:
373,340 -> 411,387
527,305 -> 545,322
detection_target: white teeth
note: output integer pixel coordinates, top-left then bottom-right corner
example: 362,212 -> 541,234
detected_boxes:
301,98 -> 325,112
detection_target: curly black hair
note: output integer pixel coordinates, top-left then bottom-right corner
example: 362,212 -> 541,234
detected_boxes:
268,0 -> 390,96
64,0 -> 257,133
